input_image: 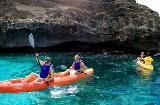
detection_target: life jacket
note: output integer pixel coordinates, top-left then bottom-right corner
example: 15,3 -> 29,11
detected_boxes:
74,60 -> 82,70
40,64 -> 53,78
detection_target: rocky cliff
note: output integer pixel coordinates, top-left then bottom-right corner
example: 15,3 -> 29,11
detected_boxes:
0,0 -> 160,54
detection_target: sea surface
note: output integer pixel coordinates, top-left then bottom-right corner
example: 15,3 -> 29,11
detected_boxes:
0,52 -> 160,105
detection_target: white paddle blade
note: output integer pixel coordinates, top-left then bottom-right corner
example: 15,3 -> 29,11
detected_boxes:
29,33 -> 35,48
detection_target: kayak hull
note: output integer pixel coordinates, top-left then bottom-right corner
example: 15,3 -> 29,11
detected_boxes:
0,68 -> 94,93
137,61 -> 153,70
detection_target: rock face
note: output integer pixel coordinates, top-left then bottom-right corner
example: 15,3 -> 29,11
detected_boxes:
0,0 -> 160,54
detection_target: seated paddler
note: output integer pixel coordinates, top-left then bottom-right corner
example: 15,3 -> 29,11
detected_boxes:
61,54 -> 87,76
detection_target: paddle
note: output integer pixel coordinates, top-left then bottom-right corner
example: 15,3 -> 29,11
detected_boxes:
80,68 -> 99,78
29,33 -> 51,89
90,74 -> 99,78
84,72 -> 99,78
29,33 -> 40,67
154,52 -> 160,57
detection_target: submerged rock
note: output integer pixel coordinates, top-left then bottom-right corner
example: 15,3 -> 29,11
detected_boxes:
0,0 -> 160,54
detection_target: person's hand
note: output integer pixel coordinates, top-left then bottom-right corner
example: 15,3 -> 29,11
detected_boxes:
45,78 -> 49,82
36,53 -> 39,57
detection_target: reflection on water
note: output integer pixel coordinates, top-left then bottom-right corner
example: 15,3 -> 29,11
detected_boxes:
136,66 -> 153,78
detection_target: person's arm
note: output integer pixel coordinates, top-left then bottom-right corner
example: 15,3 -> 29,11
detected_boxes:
45,68 -> 54,81
81,62 -> 87,70
70,62 -> 74,69
36,54 -> 44,66
137,56 -> 143,60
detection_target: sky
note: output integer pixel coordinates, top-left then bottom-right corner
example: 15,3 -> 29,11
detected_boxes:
136,0 -> 160,15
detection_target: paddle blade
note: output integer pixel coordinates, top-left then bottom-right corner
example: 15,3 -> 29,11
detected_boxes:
29,33 -> 35,48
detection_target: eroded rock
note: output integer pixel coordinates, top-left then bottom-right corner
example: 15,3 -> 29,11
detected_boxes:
0,0 -> 160,54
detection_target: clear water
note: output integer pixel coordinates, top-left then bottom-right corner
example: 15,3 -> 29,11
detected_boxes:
0,52 -> 160,105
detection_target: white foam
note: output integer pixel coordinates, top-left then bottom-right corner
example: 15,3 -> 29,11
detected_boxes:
50,86 -> 79,98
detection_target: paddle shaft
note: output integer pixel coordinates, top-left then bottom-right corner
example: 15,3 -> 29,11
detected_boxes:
90,74 -> 99,78
84,73 -> 99,78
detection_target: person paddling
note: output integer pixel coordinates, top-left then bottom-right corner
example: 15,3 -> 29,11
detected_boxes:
137,52 -> 145,63
23,54 -> 54,83
61,55 -> 87,76
143,52 -> 154,65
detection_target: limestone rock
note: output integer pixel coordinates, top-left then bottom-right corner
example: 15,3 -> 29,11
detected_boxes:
0,0 -> 160,54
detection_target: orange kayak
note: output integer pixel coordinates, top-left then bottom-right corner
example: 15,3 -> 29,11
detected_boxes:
0,68 -> 94,93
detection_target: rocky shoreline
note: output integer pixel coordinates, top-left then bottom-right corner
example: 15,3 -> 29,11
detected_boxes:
0,0 -> 160,54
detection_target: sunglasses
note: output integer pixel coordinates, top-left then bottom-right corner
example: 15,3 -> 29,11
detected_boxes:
45,61 -> 50,63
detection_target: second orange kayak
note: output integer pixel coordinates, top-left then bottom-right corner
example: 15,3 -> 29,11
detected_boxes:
0,68 -> 94,93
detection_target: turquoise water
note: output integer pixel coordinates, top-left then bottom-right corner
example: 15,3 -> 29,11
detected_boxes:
0,52 -> 160,105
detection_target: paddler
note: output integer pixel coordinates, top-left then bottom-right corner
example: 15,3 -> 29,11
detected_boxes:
61,54 -> 87,75
137,52 -> 145,63
143,52 -> 154,65
23,54 -> 54,83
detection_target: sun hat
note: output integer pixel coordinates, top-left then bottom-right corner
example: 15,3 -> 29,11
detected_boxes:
44,57 -> 51,63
